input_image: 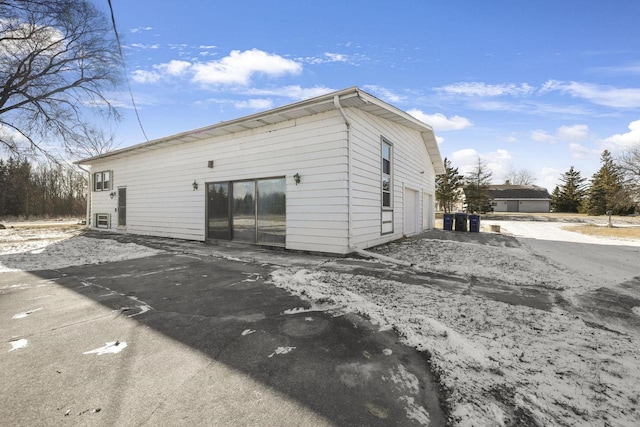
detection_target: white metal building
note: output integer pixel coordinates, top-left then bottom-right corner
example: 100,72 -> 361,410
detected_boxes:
76,87 -> 444,255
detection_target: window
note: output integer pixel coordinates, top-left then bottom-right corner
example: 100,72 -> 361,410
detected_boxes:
95,213 -> 110,228
93,171 -> 111,191
381,138 -> 392,208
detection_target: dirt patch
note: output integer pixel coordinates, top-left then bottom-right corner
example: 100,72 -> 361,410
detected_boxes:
563,224 -> 640,240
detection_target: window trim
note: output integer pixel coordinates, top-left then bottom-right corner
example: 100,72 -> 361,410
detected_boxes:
381,137 -> 393,210
93,170 -> 112,192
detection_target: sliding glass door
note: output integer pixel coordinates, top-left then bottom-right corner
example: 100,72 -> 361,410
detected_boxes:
232,181 -> 256,242
257,178 -> 286,245
207,177 -> 285,246
207,182 -> 230,239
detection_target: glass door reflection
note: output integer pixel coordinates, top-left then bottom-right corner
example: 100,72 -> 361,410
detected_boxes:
207,182 -> 230,239
232,181 -> 256,242
257,178 -> 286,245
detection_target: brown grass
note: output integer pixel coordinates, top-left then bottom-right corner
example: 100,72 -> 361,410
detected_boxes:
563,224 -> 640,240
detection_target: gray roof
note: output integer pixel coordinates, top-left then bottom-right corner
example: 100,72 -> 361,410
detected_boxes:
488,185 -> 551,200
76,87 -> 444,174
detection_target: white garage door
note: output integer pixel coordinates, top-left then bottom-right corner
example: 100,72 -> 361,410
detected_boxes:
404,188 -> 418,235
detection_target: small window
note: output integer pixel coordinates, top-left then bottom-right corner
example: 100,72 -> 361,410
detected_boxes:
93,171 -> 112,192
95,213 -> 110,228
381,138 -> 392,208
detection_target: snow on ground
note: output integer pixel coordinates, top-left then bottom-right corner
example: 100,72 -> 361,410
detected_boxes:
0,227 -> 160,272
485,220 -> 640,247
3,222 -> 639,425
270,226 -> 640,427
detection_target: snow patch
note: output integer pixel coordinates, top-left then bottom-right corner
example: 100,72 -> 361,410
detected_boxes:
268,346 -> 296,358
399,396 -> 430,426
9,339 -> 28,352
632,307 -> 640,317
241,329 -> 255,336
83,341 -> 127,355
12,308 -> 42,319
382,348 -> 393,356
0,233 -> 160,272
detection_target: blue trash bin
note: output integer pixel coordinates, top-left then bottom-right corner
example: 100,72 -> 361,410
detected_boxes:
469,214 -> 481,232
443,213 -> 454,231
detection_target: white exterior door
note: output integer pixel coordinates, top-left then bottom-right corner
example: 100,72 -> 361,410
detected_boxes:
404,188 -> 418,235
423,193 -> 433,230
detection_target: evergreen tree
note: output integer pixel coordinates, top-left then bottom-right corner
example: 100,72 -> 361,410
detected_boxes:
435,157 -> 464,213
550,186 -> 560,212
463,158 -> 493,213
584,150 -> 635,215
553,166 -> 586,213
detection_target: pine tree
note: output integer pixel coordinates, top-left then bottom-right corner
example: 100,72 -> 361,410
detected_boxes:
464,158 -> 493,213
584,150 -> 635,215
550,186 -> 560,212
554,166 -> 586,213
435,158 -> 464,213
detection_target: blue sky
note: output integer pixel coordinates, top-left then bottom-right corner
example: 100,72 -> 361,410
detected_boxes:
95,0 -> 640,191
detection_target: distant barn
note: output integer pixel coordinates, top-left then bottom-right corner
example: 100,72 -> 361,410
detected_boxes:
488,182 -> 551,213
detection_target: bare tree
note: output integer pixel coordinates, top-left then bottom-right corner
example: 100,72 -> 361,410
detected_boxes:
507,169 -> 536,185
618,146 -> 640,200
0,0 -> 121,160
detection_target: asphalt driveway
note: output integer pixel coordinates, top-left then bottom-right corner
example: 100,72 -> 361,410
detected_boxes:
1,245 -> 446,426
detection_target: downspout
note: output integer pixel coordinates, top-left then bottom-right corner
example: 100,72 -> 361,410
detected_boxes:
333,95 -> 353,251
77,165 -> 91,227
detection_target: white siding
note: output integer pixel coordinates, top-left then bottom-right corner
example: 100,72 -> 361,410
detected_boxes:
348,108 -> 437,250
87,106 -> 440,255
89,111 -> 350,252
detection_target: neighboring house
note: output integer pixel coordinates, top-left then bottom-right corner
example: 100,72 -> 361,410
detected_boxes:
488,182 -> 551,213
76,87 -> 444,255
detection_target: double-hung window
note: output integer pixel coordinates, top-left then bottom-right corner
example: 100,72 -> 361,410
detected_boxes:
93,171 -> 111,191
381,139 -> 392,208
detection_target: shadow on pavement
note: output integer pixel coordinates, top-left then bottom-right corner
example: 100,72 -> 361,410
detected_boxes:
1,234 -> 448,426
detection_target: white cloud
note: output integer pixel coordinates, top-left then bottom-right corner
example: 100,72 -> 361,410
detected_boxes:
128,43 -> 159,50
531,124 -> 589,144
531,130 -> 555,143
155,60 -> 191,76
234,99 -> 274,110
600,119 -> 640,152
407,110 -> 473,131
536,167 -> 563,192
131,69 -> 161,84
450,148 -> 513,183
191,49 -> 302,86
435,82 -> 535,97
557,124 -> 589,141
130,26 -> 153,33
362,85 -> 404,103
301,52 -> 367,66
242,85 -> 335,100
542,80 -> 640,108
324,52 -> 348,62
436,136 -> 445,145
569,143 -> 600,159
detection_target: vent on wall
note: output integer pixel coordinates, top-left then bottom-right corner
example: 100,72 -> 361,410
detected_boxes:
95,213 -> 111,229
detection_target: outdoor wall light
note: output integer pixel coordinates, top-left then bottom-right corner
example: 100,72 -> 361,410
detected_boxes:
192,180 -> 199,191
293,173 -> 301,185
109,191 -> 116,199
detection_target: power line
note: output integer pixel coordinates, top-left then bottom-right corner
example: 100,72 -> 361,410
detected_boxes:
107,0 -> 149,142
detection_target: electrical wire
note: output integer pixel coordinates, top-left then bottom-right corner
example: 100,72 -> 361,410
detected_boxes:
107,0 -> 149,142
